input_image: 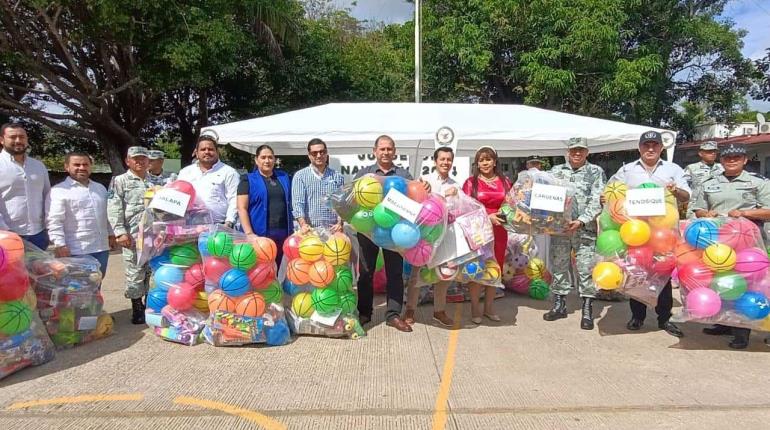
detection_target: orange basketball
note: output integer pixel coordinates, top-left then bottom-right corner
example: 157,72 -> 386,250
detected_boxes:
234,291 -> 266,317
286,258 -> 312,286
675,242 -> 703,266
0,231 -> 25,263
406,181 -> 428,203
608,198 -> 628,224
308,259 -> 335,288
252,237 -> 277,263
248,262 -> 276,290
207,289 -> 237,313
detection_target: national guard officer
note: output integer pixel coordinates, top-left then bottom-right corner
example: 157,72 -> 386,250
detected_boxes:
147,150 -> 173,186
690,143 -> 770,349
108,146 -> 154,324
684,141 -> 723,217
544,137 -> 606,329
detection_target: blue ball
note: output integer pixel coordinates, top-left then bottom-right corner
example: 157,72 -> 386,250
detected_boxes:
383,176 -> 408,196
684,219 -> 719,249
149,250 -> 170,272
282,279 -> 300,296
219,268 -> 251,297
265,319 -> 291,346
372,226 -> 395,249
391,221 -> 420,248
153,265 -> 184,289
463,261 -> 483,280
735,291 -> 770,320
198,232 -> 211,257
146,289 -> 168,313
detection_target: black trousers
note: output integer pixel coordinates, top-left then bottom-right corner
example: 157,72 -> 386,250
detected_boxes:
356,233 -> 404,321
630,280 -> 673,324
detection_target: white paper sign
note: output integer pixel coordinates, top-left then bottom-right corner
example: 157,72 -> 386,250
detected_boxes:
310,309 -> 342,326
381,188 -> 422,223
149,189 -> 191,217
77,316 -> 98,331
530,183 -> 567,212
625,188 -> 666,216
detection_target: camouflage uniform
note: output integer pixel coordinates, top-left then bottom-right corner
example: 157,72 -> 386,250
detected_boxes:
107,169 -> 153,299
147,170 -> 174,186
548,161 -> 606,298
684,160 -> 723,218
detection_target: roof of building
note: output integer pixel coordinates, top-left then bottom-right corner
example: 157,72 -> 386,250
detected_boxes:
679,133 -> 770,149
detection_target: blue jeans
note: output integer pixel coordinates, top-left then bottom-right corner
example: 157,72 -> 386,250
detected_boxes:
84,250 -> 110,279
21,229 -> 49,250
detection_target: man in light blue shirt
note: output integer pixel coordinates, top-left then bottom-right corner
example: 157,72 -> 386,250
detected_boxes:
291,138 -> 344,233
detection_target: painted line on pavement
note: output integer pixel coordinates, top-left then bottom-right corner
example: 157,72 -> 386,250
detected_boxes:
431,303 -> 463,430
6,393 -> 144,410
174,396 -> 286,430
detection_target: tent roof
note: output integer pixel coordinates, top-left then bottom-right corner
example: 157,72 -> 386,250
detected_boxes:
202,103 -> 676,157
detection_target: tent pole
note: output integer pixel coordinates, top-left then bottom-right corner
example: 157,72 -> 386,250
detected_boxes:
414,0 -> 421,103
412,139 -> 422,179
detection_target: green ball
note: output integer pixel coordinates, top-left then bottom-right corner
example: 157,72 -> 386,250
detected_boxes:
350,210 -> 376,234
207,232 -> 234,257
329,266 -> 354,293
339,291 -> 358,315
311,288 -> 341,315
373,204 -> 400,228
638,182 -> 660,189
420,224 -> 444,244
169,243 -> 201,267
262,281 -> 283,304
529,279 -> 550,300
596,230 -> 627,257
420,267 -> 439,284
229,243 -> 257,270
710,272 -> 748,301
375,251 -> 384,271
598,211 -> 620,231
0,300 -> 32,336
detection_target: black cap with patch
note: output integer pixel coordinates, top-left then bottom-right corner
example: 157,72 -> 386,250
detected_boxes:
720,143 -> 747,157
639,131 -> 663,145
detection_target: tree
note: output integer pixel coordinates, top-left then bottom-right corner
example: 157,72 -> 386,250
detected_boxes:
755,48 -> 770,102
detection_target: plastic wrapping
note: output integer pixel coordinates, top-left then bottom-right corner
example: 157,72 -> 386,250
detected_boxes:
671,217 -> 770,330
149,306 -> 207,346
280,229 -> 365,339
500,170 -> 577,235
502,234 -> 552,299
0,231 -> 55,380
330,174 -> 448,266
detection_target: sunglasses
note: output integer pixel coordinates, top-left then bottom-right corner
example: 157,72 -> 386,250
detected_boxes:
309,150 -> 328,157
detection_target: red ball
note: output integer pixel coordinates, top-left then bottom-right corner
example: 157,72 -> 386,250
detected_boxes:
626,246 -> 654,270
167,282 -> 197,311
282,234 -> 302,261
650,229 -> 678,254
651,254 -> 676,276
718,218 -> 761,251
248,262 -> 276,290
166,180 -> 197,209
204,257 -> 231,283
678,262 -> 715,291
183,263 -> 206,290
0,262 -> 29,301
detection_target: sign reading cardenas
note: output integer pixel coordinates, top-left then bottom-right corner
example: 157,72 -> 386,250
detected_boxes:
330,154 -> 470,185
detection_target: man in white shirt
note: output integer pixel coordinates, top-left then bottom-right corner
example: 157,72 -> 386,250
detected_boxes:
0,122 -> 51,249
48,153 -> 115,277
177,136 -> 239,227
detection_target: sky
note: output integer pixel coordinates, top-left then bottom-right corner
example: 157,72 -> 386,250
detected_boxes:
335,0 -> 770,111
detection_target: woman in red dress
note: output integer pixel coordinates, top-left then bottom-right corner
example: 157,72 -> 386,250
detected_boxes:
462,147 -> 511,324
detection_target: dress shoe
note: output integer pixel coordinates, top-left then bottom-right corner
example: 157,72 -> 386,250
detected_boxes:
386,316 -> 413,332
703,324 -> 732,336
359,314 -> 371,326
433,311 -> 454,327
626,318 -> 643,331
404,309 -> 416,325
659,321 -> 684,338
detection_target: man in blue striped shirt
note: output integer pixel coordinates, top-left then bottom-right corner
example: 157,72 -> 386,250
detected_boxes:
291,138 -> 344,233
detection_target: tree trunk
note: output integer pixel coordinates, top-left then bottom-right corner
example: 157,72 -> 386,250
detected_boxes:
96,128 -> 135,175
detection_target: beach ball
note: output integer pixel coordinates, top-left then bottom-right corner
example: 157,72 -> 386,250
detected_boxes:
592,262 -> 623,290
735,291 -> 770,320
619,219 -> 651,247
685,287 -> 722,319
684,219 -> 718,249
710,272 -> 747,300
391,221 -> 421,249
702,243 -> 736,272
353,176 -> 383,209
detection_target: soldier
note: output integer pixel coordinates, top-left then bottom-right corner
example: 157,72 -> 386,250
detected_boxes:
690,143 -> 770,349
544,138 -> 606,329
684,141 -> 723,218
108,146 -> 154,324
147,150 -> 173,186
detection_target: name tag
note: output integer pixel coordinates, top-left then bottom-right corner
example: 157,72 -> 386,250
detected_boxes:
149,189 -> 191,217
625,188 -> 666,216
382,189 -> 422,223
529,183 -> 567,212
704,186 -> 721,193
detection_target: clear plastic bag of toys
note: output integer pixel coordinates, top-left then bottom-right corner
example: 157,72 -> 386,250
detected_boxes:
592,179 -> 680,305
502,234 -> 552,299
146,306 -> 207,346
330,174 -> 448,266
0,231 -> 56,380
671,217 -> 770,330
24,248 -> 113,349
280,228 -> 365,339
198,226 -> 290,346
500,170 -> 577,235
428,193 -> 494,269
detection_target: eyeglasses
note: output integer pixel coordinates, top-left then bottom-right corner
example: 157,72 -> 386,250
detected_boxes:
309,150 -> 327,157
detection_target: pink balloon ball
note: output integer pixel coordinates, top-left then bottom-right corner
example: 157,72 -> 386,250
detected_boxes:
627,246 -> 654,270
167,282 -> 197,311
509,273 -> 530,294
671,267 -> 679,283
0,246 -> 6,273
416,196 -> 445,226
734,247 -> 770,275
718,218 -> 761,251
748,272 -> 770,296
685,287 -> 722,319
404,240 -> 433,266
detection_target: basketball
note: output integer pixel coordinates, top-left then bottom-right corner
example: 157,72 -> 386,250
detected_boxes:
702,243 -> 736,272
207,232 -> 234,257
291,292 -> 315,318
684,219 -> 718,249
608,198 -> 628,224
203,257 -> 232,284
323,235 -> 352,266
529,279 -> 550,300
253,237 -> 277,263
286,258 -> 312,285
282,234 -> 303,260
0,230 -> 24,263
648,204 -> 679,229
403,239 -> 433,266
208,289 -> 237,313
416,196 -> 446,226
483,260 -> 502,282
146,288 -> 169,312
262,281 -> 283,304
167,282 -> 197,311
675,242 -> 703,266
338,291 -> 358,315
0,300 -> 32,336
298,236 -> 325,262
229,243 -> 258,270
619,219 -> 651,247
525,258 -> 546,279
602,181 -> 627,202
311,288 -> 341,314
734,247 -> 770,274
373,204 -> 400,228
219,268 -> 251,297
353,176 -> 383,209
309,259 -> 335,288
407,180 -> 428,203
420,223 -> 444,243
718,218 -> 761,251
169,243 -> 201,267
193,290 -> 209,313
183,263 -> 206,291
247,262 -> 276,290
350,210 -> 376,234
235,291 -> 266,317
592,262 -> 623,290
329,266 -> 354,293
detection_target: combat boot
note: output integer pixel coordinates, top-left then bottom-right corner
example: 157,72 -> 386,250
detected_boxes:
543,294 -> 567,321
580,297 -> 594,330
131,298 -> 146,325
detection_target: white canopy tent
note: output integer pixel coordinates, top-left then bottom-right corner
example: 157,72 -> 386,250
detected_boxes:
202,102 -> 677,161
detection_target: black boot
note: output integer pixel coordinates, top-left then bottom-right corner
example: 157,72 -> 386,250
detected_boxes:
131,298 -> 146,325
543,294 -> 567,321
580,297 -> 594,330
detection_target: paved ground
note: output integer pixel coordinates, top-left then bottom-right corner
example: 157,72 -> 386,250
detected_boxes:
2,253 -> 770,429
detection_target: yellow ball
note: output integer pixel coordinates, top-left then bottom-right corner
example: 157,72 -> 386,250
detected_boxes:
353,176 -> 383,209
93,313 -> 114,338
648,203 -> 679,229
592,262 -> 624,290
298,236 -> 325,262
619,219 -> 651,247
193,291 -> 209,313
323,235 -> 352,266
702,243 -> 736,272
603,181 -> 628,202
482,260 -> 502,282
291,292 -> 315,318
525,258 -> 546,279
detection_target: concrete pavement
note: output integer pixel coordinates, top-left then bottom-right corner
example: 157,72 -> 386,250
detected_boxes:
2,253 -> 770,429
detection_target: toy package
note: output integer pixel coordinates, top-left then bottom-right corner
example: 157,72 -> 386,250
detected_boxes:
500,170 -> 577,235
502,234 -> 552,300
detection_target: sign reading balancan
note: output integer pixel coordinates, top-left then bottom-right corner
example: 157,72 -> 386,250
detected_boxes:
625,188 -> 666,217
530,183 -> 567,212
